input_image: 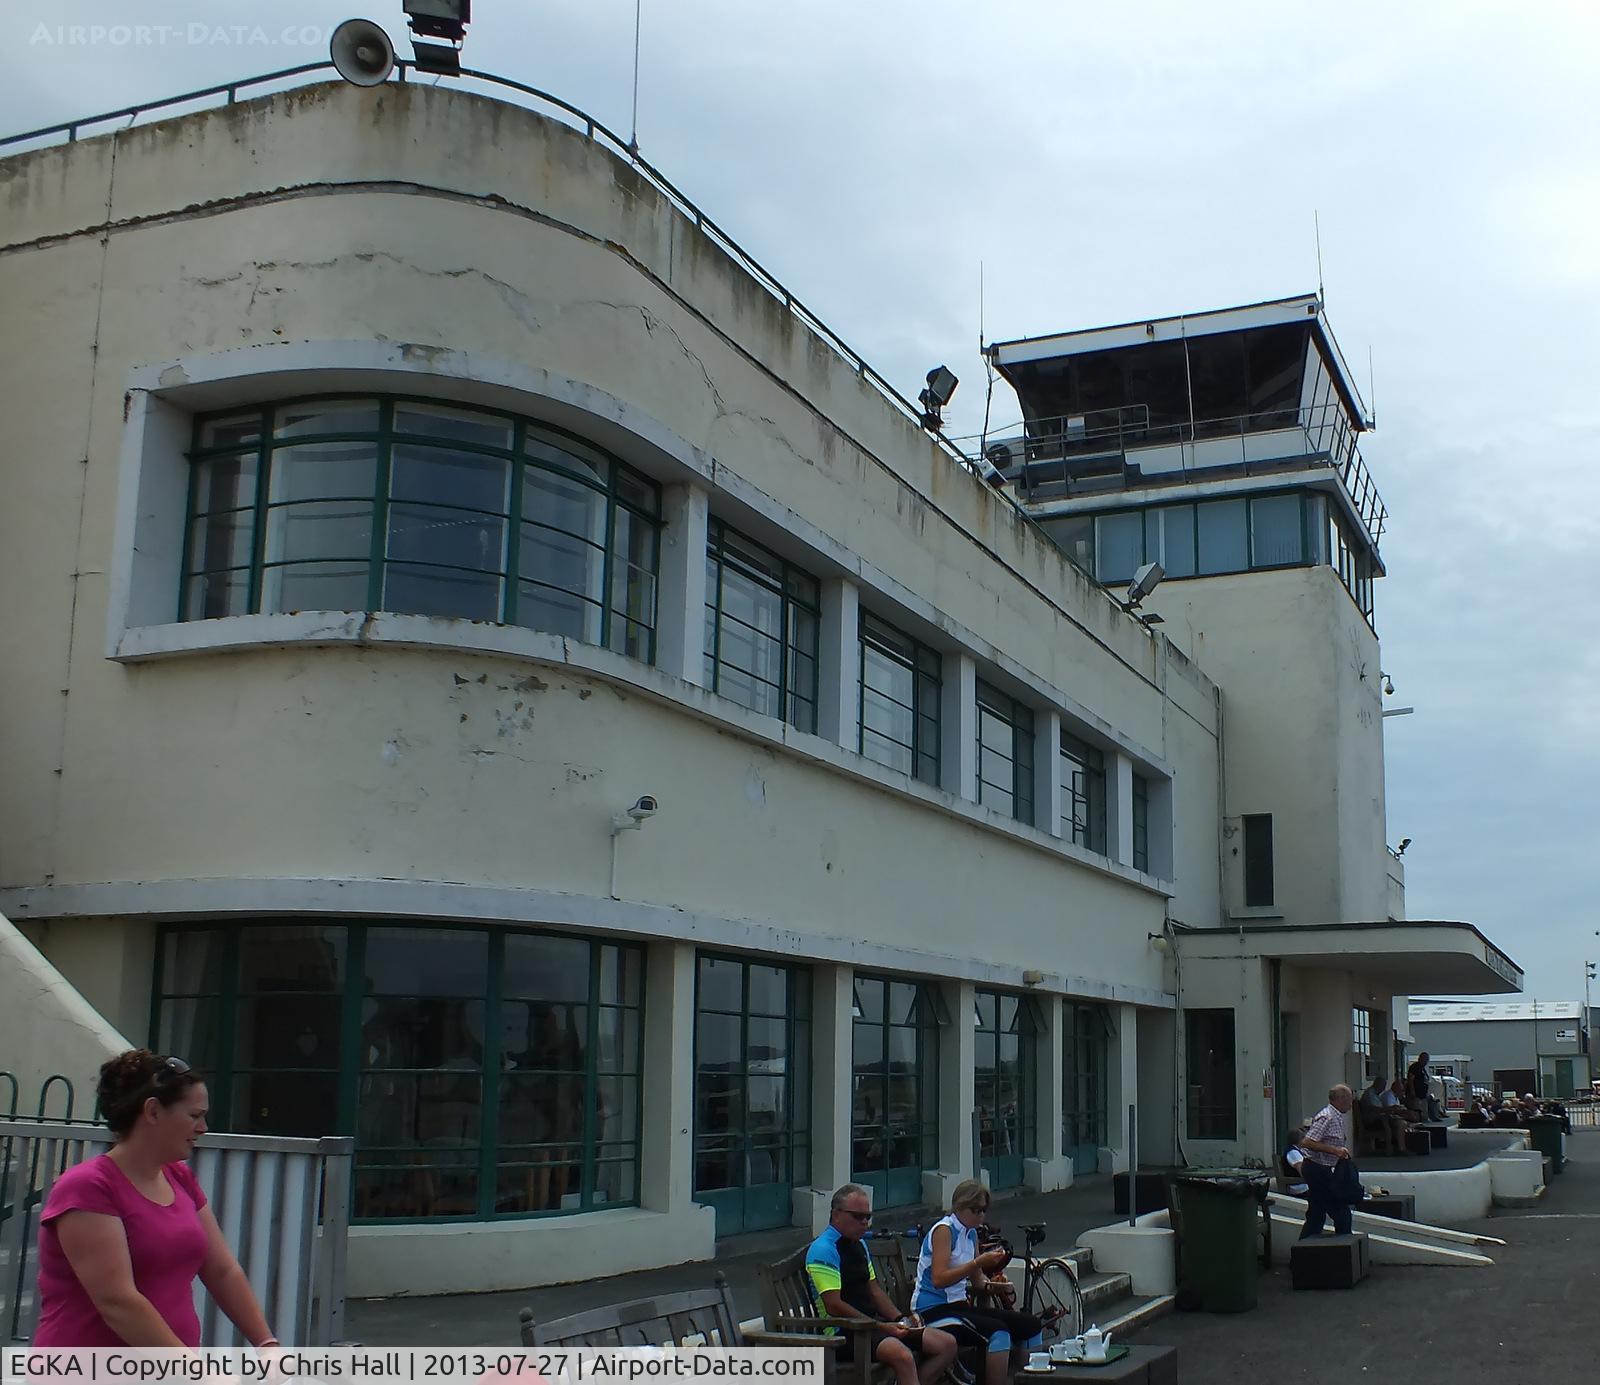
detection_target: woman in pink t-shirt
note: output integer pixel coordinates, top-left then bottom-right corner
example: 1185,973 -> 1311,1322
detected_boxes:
32,1050 -> 278,1349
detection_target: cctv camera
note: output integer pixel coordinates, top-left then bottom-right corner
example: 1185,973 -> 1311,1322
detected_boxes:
628,795 -> 659,821
1382,675 -> 1395,696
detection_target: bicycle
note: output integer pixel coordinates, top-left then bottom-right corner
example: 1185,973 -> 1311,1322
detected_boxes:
977,1221 -> 1084,1342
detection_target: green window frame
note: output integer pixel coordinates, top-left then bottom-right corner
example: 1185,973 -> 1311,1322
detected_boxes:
691,954 -> 812,1235
180,397 -> 661,662
1132,774 -> 1150,873
1060,731 -> 1107,853
858,612 -> 942,786
976,680 -> 1035,824
850,975 -> 944,1207
974,988 -> 1039,1189
1062,1001 -> 1111,1174
1084,489 -> 1376,612
151,921 -> 644,1223
703,519 -> 821,733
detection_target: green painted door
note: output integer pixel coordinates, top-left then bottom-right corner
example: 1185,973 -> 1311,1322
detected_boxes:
693,955 -> 811,1236
976,989 -> 1037,1191
852,977 -> 941,1211
1063,1002 -> 1110,1177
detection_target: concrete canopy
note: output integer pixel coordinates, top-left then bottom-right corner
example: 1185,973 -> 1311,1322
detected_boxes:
1222,921 -> 1523,995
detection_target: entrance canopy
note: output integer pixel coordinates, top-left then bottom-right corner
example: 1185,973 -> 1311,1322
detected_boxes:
1229,920 -> 1522,995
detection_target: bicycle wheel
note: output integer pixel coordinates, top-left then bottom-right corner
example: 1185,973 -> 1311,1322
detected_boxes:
1026,1257 -> 1083,1341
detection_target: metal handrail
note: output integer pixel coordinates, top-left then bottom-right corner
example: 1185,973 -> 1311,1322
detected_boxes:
986,401 -> 1388,547
0,60 -> 988,490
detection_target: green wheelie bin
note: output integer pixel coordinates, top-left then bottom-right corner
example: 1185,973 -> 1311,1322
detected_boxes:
1526,1114 -> 1566,1173
1170,1169 -> 1268,1312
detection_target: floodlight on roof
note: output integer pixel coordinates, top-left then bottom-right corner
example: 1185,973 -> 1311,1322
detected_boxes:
919,365 -> 958,431
1126,561 -> 1165,607
403,0 -> 469,74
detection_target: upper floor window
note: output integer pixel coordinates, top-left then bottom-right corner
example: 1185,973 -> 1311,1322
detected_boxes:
976,681 -> 1035,825
704,520 -> 820,733
182,399 -> 660,660
1132,773 -> 1150,873
1242,812 -> 1274,907
1059,732 -> 1106,853
858,613 -> 941,786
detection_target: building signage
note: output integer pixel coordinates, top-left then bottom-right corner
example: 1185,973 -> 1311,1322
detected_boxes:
1554,1028 -> 1577,1043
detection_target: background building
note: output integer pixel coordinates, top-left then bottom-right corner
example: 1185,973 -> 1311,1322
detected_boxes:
1409,1001 -> 1592,1098
0,77 -> 1519,1294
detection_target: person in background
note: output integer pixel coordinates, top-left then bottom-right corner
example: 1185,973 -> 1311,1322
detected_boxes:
1359,1075 -> 1410,1153
32,1050 -> 277,1349
1298,1084 -> 1356,1239
1280,1127 -> 1309,1196
806,1185 -> 959,1385
913,1180 -> 1043,1385
1406,1052 -> 1442,1121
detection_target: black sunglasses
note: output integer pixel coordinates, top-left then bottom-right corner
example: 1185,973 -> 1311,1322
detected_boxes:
841,1209 -> 873,1222
152,1056 -> 192,1086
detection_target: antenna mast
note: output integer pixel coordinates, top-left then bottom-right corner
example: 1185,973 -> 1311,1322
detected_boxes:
1314,210 -> 1325,304
629,0 -> 642,155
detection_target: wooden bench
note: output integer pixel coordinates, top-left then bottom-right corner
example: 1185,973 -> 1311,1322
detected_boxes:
758,1235 -> 984,1385
519,1271 -> 835,1357
1352,1100 -> 1401,1155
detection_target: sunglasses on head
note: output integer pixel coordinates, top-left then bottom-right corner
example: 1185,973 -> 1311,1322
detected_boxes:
152,1056 -> 192,1086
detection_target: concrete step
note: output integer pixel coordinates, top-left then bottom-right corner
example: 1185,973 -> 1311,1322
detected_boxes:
1097,1292 -> 1175,1340
1060,1246 -> 1095,1275
1077,1268 -> 1133,1314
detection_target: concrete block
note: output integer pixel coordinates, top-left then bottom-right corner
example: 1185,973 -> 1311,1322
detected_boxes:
1076,1221 -> 1178,1296
1291,1233 -> 1369,1290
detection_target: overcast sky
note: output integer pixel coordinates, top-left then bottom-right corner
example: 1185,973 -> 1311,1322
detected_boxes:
4,3 -> 1597,1003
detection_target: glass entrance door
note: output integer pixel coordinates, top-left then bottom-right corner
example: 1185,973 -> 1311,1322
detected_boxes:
692,955 -> 811,1236
852,976 -> 941,1210
1062,1002 -> 1109,1176
975,989 -> 1037,1190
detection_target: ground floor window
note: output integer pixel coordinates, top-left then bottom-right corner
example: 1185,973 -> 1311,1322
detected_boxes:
692,954 -> 812,1236
1185,1008 -> 1237,1140
152,921 -> 643,1222
851,976 -> 945,1209
1062,1002 -> 1111,1175
975,988 -> 1039,1189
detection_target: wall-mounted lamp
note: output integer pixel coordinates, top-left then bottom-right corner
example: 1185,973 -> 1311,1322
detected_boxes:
1394,837 -> 1411,857
1146,931 -> 1171,953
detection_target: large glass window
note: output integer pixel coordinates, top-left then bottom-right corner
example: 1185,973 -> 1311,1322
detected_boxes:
153,922 -> 643,1223
704,521 -> 820,733
1059,732 -> 1106,854
1094,512 -> 1144,585
1196,499 -> 1249,575
976,682 -> 1035,824
975,989 -> 1038,1190
1249,493 -> 1303,568
851,976 -> 943,1209
183,399 -> 660,661
1186,1008 -> 1237,1140
858,614 -> 941,785
692,955 -> 812,1236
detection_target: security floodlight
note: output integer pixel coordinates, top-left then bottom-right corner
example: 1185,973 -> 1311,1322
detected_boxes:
403,0 -> 469,74
1126,561 -> 1165,607
1395,837 -> 1412,856
404,0 -> 470,39
918,365 -> 958,430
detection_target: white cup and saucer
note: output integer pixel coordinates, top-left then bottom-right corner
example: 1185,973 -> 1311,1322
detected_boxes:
1023,1352 -> 1054,1373
1050,1341 -> 1084,1365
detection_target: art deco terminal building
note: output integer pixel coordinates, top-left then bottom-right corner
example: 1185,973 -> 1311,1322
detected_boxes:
0,77 -> 1519,1294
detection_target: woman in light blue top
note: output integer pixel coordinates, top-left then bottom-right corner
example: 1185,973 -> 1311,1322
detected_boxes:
913,1180 -> 1042,1385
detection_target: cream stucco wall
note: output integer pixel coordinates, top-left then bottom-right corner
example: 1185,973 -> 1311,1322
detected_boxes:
1148,566 -> 1389,925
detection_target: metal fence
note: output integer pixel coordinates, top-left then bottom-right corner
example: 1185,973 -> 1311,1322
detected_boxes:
0,1117 -> 352,1346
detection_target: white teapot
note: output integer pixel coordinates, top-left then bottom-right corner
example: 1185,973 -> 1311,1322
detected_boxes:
1079,1325 -> 1112,1362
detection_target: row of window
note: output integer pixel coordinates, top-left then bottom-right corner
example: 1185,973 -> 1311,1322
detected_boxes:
153,923 -> 1114,1231
182,396 -> 1160,865
1039,489 -> 1376,623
